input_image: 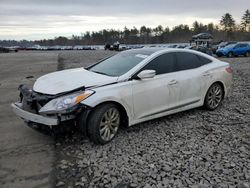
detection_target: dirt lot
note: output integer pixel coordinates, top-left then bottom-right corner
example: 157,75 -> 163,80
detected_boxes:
0,51 -> 58,188
0,50 -> 249,188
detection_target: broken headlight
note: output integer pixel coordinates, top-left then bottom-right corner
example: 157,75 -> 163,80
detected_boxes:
39,90 -> 94,114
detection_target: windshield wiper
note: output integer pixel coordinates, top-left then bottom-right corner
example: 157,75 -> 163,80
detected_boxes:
92,70 -> 110,76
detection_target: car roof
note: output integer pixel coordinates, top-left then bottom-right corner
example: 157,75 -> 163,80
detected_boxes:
123,47 -> 215,61
122,47 -> 165,55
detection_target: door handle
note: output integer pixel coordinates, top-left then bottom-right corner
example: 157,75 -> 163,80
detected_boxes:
202,71 -> 210,76
168,80 -> 178,85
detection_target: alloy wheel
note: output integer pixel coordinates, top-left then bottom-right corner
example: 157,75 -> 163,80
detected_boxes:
99,107 -> 120,141
207,85 -> 223,109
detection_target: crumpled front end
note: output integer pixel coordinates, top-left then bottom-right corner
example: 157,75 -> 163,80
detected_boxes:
11,85 -> 80,127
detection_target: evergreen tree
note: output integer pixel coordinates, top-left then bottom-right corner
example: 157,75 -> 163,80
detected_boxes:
220,13 -> 236,31
241,9 -> 250,31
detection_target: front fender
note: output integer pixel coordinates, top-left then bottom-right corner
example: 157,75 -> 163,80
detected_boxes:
80,83 -> 133,125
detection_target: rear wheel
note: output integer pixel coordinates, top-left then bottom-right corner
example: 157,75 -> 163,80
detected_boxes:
88,103 -> 120,144
204,83 -> 223,110
245,51 -> 250,57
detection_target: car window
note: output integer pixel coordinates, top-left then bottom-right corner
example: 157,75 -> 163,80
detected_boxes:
175,52 -> 209,71
234,44 -> 241,48
196,55 -> 212,65
239,44 -> 248,47
225,44 -> 236,48
141,53 -> 177,75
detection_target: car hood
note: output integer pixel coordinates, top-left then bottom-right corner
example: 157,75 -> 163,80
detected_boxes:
33,68 -> 118,95
217,48 -> 227,52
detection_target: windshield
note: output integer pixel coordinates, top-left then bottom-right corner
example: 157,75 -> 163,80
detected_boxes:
224,44 -> 236,49
88,50 -> 154,76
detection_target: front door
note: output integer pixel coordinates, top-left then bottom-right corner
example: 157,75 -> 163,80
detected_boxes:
131,52 -> 180,120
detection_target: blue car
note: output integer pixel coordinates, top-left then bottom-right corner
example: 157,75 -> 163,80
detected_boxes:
216,43 -> 250,57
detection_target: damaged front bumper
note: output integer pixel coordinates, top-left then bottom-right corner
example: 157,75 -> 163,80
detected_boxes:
11,84 -> 91,132
11,102 -> 59,126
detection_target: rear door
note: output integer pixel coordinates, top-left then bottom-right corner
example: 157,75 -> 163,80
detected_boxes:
175,52 -> 211,106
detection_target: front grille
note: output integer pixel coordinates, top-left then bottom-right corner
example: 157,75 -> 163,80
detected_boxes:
19,85 -> 55,113
33,92 -> 52,106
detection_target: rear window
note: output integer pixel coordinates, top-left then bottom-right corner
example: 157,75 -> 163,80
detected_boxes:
175,52 -> 211,71
197,55 -> 212,65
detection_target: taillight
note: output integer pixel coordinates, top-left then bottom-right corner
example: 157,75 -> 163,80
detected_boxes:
226,67 -> 233,73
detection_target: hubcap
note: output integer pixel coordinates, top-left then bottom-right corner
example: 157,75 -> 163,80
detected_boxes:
207,85 -> 223,109
99,108 -> 120,141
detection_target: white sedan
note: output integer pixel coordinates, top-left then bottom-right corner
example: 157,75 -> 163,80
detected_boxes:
11,48 -> 232,144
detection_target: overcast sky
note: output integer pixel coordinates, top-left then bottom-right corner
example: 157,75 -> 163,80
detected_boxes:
0,0 -> 249,40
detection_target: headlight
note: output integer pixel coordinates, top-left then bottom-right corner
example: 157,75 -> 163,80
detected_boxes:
39,90 -> 94,114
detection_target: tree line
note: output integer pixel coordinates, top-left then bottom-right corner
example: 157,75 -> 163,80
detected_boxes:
1,10 -> 250,47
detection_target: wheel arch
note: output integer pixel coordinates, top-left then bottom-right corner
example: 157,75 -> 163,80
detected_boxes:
89,100 -> 129,127
203,81 -> 226,110
215,81 -> 225,98
205,81 -> 226,101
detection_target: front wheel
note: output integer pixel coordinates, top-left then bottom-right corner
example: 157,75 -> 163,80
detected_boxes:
87,104 -> 120,144
227,52 -> 234,58
204,83 -> 224,110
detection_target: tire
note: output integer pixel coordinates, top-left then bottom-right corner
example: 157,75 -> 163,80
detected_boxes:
227,52 -> 234,58
204,83 -> 224,111
87,103 -> 120,144
245,51 -> 250,57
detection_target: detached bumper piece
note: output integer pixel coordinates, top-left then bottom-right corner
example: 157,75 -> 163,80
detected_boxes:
11,102 -> 59,126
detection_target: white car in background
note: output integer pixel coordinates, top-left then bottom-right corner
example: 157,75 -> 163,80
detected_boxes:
11,48 -> 232,144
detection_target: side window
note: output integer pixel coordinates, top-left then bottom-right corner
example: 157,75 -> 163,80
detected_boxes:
240,44 -> 247,47
196,55 -> 212,65
142,53 -> 176,75
234,44 -> 241,48
175,52 -> 203,71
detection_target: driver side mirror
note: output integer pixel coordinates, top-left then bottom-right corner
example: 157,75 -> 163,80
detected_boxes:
137,70 -> 156,80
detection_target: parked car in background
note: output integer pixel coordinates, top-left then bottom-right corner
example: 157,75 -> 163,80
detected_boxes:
212,41 -> 237,54
211,41 -> 223,54
105,42 -> 129,51
168,44 -> 178,48
218,41 -> 237,49
117,44 -> 129,51
104,43 -> 111,50
216,43 -> 250,57
192,33 -> 213,40
187,45 -> 213,55
0,47 -> 18,53
167,44 -> 189,49
0,47 -> 11,53
12,48 -> 232,144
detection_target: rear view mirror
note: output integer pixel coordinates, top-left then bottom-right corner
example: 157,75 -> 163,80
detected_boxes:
137,70 -> 156,80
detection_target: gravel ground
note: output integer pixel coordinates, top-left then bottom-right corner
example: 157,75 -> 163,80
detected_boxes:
55,51 -> 250,188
